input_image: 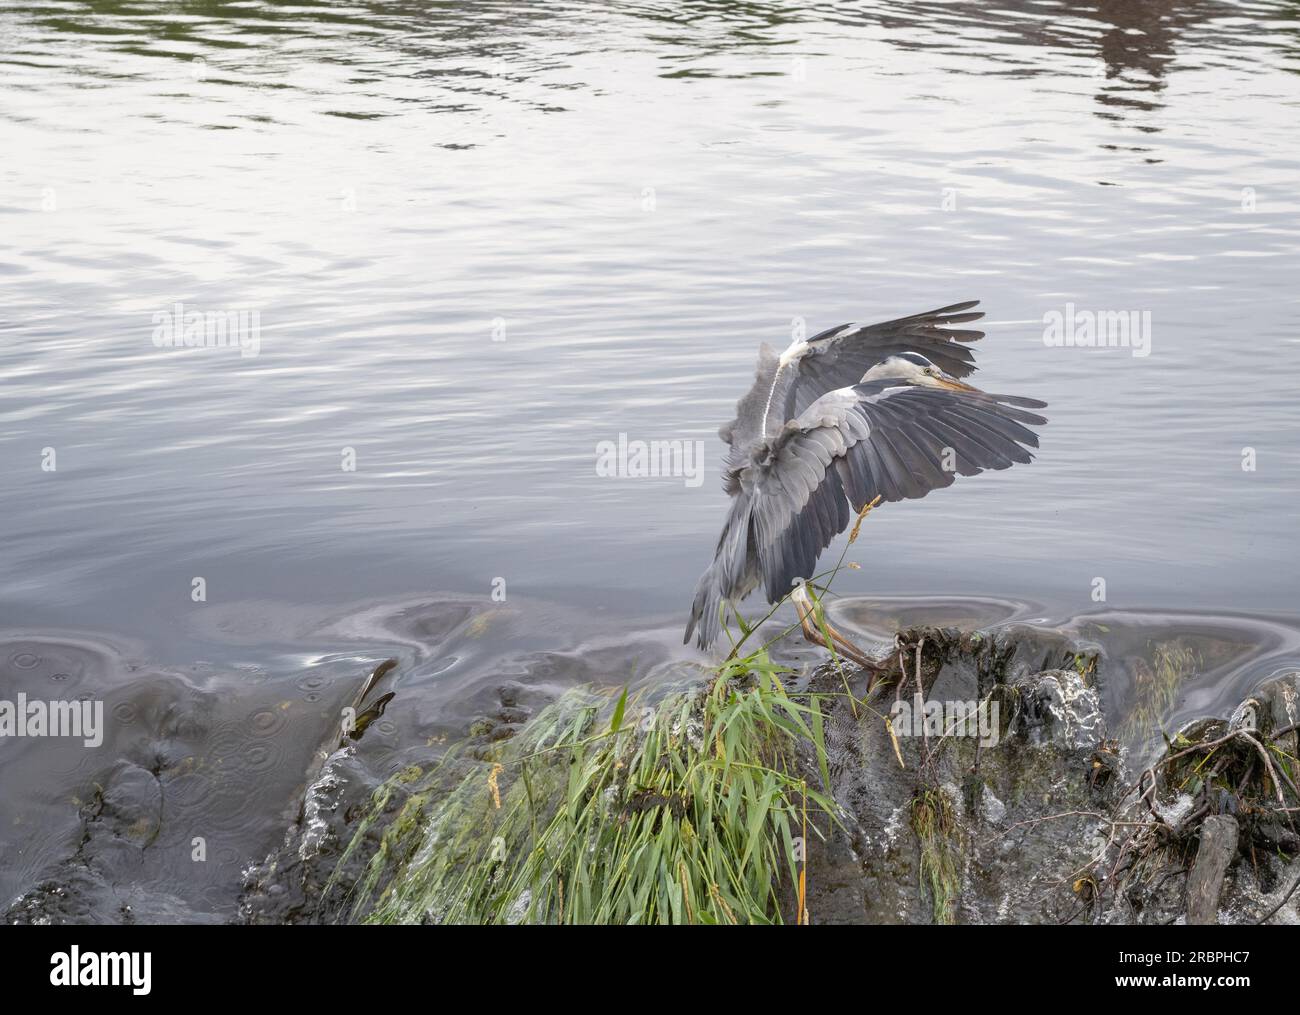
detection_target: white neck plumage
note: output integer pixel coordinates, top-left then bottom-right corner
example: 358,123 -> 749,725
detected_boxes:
763,340 -> 810,439
760,363 -> 783,440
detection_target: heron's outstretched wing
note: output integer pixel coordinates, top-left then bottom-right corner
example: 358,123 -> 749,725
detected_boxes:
748,381 -> 1046,601
684,380 -> 1046,648
790,301 -> 986,416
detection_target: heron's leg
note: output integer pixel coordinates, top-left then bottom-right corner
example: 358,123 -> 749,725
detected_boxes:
790,584 -> 890,687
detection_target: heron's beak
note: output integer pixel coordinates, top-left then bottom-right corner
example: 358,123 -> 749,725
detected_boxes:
934,374 -> 981,393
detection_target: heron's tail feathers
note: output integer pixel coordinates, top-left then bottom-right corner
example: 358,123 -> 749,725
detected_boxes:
683,494 -> 756,651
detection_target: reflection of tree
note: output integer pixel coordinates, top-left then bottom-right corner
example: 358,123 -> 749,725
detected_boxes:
30,0 -> 604,127
1091,0 -> 1201,118
30,0 -> 1299,129
617,0 -> 1295,129
823,0 -> 1294,129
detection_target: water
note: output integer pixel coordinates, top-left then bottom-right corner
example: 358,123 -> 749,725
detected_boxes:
1,0 -> 1298,918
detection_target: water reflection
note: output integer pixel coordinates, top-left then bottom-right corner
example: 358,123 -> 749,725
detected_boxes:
3,0 -> 1297,619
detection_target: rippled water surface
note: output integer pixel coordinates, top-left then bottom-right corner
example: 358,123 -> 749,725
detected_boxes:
2,0 -> 1299,918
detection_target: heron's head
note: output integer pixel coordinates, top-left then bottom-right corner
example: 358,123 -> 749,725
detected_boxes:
861,352 -> 981,392
777,338 -> 812,368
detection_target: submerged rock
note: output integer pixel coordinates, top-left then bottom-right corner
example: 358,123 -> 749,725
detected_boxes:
1106,669 -> 1300,925
795,625 -> 1117,924
797,628 -> 1299,925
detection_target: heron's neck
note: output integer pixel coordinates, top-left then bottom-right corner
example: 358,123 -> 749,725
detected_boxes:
760,363 -> 798,440
760,364 -> 781,439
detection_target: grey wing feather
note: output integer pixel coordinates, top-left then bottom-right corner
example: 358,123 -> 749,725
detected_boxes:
747,383 -> 1046,604
791,300 -> 986,416
717,342 -> 779,495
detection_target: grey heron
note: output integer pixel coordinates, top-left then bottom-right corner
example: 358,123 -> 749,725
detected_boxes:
684,300 -> 1046,659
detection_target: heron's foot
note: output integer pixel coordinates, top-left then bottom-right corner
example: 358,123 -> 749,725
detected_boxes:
790,584 -> 892,689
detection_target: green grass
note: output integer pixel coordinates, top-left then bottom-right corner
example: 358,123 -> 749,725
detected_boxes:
333,648 -> 838,924
910,786 -> 960,925
330,500 -> 887,925
1120,640 -> 1200,747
